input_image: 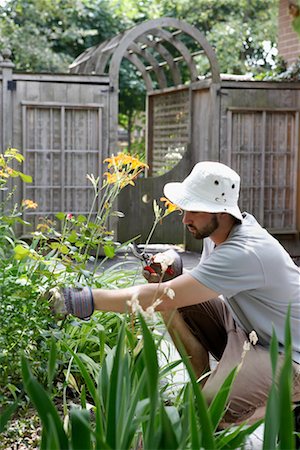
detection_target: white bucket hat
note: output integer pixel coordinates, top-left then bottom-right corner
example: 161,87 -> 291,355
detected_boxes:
163,161 -> 243,221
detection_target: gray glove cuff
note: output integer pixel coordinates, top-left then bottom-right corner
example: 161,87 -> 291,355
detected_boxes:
62,287 -> 94,319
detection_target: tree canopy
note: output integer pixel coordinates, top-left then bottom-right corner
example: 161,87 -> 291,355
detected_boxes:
0,0 -> 279,74
0,0 -> 279,148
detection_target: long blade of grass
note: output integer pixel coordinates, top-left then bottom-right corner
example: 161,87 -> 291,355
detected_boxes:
21,356 -> 69,450
139,315 -> 159,450
208,366 -> 238,431
278,309 -> 295,450
217,419 -> 263,449
157,404 -> 179,449
47,336 -> 57,391
106,321 -> 126,449
62,342 -> 97,402
45,415 -> 61,450
263,329 -> 279,450
179,343 -> 216,450
63,342 -> 106,447
188,384 -> 201,449
263,383 -> 279,450
70,409 -> 92,450
0,400 -> 18,433
119,370 -> 148,449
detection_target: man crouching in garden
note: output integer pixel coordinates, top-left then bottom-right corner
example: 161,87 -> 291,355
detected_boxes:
51,161 -> 300,427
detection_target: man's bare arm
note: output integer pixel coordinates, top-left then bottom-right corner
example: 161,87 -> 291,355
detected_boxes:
92,273 -> 218,313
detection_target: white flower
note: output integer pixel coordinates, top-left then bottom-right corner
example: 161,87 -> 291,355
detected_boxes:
126,293 -> 143,314
143,306 -> 157,320
153,252 -> 175,272
249,330 -> 258,345
243,341 -> 251,352
144,299 -> 162,320
164,287 -> 175,299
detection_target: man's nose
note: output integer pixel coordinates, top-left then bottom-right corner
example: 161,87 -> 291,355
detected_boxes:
182,211 -> 192,224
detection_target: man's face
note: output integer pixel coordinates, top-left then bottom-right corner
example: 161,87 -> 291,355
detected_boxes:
182,211 -> 219,240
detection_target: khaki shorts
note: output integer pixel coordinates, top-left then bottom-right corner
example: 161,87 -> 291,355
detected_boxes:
178,298 -> 300,426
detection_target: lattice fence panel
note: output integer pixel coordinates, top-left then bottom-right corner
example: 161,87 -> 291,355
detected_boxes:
228,109 -> 298,232
151,89 -> 189,176
23,104 -> 103,230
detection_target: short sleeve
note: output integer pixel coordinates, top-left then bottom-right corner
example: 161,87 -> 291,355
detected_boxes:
189,242 -> 266,298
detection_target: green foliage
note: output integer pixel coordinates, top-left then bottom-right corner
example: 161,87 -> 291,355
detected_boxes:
18,315 -> 289,450
0,149 -> 149,405
0,0 -> 123,72
259,56 -> 300,81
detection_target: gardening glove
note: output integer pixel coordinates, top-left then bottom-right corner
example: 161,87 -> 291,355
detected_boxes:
48,286 -> 94,320
143,249 -> 183,283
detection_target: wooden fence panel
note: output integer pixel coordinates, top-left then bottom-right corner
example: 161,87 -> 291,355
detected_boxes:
225,107 -> 298,233
148,87 -> 190,176
0,71 -> 110,233
22,103 -> 105,229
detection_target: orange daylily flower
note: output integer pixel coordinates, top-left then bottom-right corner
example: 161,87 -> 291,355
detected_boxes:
160,197 -> 181,213
103,152 -> 148,189
22,199 -> 38,209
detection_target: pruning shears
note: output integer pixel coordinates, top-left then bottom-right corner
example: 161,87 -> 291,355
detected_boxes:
129,242 -> 175,277
130,242 -> 154,274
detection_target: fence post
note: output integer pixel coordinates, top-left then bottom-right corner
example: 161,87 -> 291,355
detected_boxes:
0,49 -> 15,152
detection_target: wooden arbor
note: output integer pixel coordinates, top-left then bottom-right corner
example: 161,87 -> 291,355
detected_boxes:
69,17 -> 221,153
70,19 -> 300,255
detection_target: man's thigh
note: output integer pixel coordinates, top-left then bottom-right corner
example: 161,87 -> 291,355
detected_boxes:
178,298 -> 300,426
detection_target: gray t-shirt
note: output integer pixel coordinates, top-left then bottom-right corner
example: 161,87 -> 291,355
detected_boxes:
189,213 -> 300,363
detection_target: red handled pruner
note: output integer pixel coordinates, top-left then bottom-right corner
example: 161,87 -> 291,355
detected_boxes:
130,242 -> 175,277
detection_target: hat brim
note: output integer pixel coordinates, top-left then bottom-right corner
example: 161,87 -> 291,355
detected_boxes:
164,182 -> 243,221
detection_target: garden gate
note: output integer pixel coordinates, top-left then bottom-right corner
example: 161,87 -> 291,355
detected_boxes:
70,17 -> 300,255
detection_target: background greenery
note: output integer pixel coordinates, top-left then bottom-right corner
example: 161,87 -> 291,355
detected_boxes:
0,0 -> 281,151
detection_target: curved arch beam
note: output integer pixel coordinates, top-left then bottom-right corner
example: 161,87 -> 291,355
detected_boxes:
124,53 -> 154,91
107,18 -> 220,149
142,28 -> 199,81
128,42 -> 167,89
109,18 -> 220,85
137,35 -> 182,85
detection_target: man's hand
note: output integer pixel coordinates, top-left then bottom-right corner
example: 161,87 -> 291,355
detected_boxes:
47,286 -> 94,320
143,249 -> 183,283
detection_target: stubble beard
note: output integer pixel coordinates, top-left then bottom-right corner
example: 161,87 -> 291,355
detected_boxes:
187,215 -> 219,240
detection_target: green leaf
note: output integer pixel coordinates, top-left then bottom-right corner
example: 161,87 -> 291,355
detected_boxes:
270,327 -> 279,376
21,356 -> 68,449
70,409 -> 92,450
158,404 -> 179,449
139,315 -> 160,449
0,400 -> 18,433
68,231 -> 78,243
60,244 -> 69,254
103,244 -> 115,258
188,385 -> 201,450
179,342 -> 216,449
55,212 -> 66,221
106,322 -> 126,448
62,343 -> 97,402
18,172 -> 32,183
77,215 -> 87,223
47,337 -> 57,391
218,420 -> 263,449
14,244 -> 29,260
263,384 -> 279,450
278,309 -> 294,450
209,366 -> 238,431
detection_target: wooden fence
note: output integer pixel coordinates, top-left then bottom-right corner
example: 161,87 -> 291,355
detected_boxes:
118,79 -> 300,256
0,56 -> 110,231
